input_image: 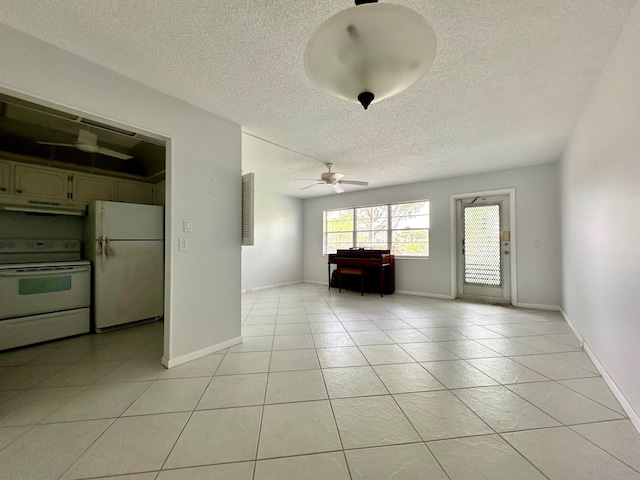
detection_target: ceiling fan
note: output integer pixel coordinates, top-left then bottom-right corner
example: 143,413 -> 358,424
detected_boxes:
37,129 -> 133,160
299,163 -> 369,193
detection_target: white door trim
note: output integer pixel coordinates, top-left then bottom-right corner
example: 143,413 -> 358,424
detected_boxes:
450,188 -> 518,305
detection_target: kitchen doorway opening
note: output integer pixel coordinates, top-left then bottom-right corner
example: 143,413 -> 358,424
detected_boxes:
0,88 -> 169,361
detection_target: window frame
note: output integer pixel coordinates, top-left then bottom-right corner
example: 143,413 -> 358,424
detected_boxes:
324,208 -> 356,254
355,204 -> 389,251
324,200 -> 429,258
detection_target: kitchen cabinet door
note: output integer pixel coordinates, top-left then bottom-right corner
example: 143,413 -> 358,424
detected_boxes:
14,164 -> 70,200
72,173 -> 116,202
117,180 -> 154,205
0,160 -> 11,194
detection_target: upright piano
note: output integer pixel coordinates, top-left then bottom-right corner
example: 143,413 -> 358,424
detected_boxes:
328,249 -> 395,295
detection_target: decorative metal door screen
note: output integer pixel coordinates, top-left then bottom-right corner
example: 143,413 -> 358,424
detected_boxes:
463,204 -> 501,286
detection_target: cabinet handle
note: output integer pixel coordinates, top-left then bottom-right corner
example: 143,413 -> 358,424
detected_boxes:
0,187 -> 6,192
15,189 -> 23,194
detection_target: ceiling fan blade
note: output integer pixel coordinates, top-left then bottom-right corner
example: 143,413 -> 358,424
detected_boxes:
77,129 -> 98,145
332,184 -> 344,193
301,183 -> 321,190
95,147 -> 134,160
37,141 -> 76,147
38,129 -> 131,159
339,180 -> 369,186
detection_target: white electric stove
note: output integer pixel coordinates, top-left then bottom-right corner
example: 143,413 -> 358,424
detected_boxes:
0,239 -> 91,350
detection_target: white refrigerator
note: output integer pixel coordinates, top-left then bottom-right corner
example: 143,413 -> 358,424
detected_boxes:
86,200 -> 164,331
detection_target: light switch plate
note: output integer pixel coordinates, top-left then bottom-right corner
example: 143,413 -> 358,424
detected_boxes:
183,220 -> 192,233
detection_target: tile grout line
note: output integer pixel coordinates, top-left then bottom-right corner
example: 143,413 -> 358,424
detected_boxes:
568,421 -> 640,475
252,297 -> 278,480
43,329 -> 166,479
157,333 -> 231,474
497,431 -> 553,480
310,307 -> 353,480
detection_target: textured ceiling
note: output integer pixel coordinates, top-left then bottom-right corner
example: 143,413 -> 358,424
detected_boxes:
0,1 -> 636,198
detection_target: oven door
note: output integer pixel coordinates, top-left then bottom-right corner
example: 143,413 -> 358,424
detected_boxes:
0,264 -> 91,320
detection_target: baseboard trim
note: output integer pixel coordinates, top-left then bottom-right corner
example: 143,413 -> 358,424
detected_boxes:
242,281 -> 302,293
583,342 -> 640,433
394,289 -> 455,299
301,282 -> 453,299
512,302 -> 561,311
560,309 -> 639,433
162,336 -> 243,369
559,307 -> 584,347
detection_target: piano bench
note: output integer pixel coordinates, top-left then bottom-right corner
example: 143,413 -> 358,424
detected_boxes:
338,268 -> 367,296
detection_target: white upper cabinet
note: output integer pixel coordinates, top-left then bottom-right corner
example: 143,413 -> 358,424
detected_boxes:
117,180 -> 154,205
72,173 -> 116,202
14,164 -> 70,200
0,160 -> 11,194
1,160 -> 159,205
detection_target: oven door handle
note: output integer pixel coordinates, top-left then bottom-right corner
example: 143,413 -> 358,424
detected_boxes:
0,266 -> 91,277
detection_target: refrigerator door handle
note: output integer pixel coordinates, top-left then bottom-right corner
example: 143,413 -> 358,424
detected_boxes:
100,237 -> 107,274
105,238 -> 115,256
100,202 -> 108,273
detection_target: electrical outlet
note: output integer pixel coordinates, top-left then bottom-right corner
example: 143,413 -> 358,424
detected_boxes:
179,238 -> 188,251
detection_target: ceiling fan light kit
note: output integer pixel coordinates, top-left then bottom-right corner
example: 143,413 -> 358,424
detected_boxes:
304,0 -> 436,110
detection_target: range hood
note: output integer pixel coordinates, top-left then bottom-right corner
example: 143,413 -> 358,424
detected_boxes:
0,195 -> 87,216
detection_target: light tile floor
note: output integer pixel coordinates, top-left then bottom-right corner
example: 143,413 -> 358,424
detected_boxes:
1,284 -> 639,479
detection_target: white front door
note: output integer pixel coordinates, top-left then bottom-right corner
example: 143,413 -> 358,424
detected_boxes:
456,195 -> 511,304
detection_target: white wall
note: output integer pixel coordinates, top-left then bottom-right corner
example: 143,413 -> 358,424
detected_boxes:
560,3 -> 640,423
0,25 -> 242,365
242,190 -> 303,291
304,163 -> 561,307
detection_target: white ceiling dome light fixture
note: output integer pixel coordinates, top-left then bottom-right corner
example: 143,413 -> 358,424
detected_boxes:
304,0 -> 437,110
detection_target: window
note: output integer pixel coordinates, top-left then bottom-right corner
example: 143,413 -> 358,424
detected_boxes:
356,205 -> 388,250
324,200 -> 429,257
325,209 -> 354,253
